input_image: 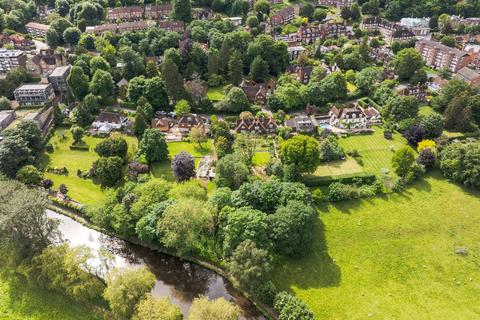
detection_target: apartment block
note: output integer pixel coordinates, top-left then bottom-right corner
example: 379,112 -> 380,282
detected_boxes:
144,4 -> 172,19
48,65 -> 71,92
106,6 -> 143,22
14,83 -> 55,108
318,0 -> 354,8
0,48 -> 27,73
415,39 -> 472,72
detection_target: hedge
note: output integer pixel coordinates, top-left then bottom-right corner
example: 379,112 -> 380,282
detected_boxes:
301,172 -> 377,187
69,144 -> 90,151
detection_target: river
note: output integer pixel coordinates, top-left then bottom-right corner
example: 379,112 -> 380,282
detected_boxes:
46,210 -> 265,319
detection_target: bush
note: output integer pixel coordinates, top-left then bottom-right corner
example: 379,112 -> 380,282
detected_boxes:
274,292 -> 314,320
45,143 -> 54,153
327,182 -> 359,202
253,281 -> 277,306
312,189 -> 325,205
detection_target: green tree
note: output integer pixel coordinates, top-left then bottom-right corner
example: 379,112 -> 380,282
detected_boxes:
133,295 -> 183,320
383,96 -> 419,121
393,48 -> 424,81
172,0 -> 192,22
62,27 -> 81,46
89,56 -> 110,74
274,292 -> 314,320
67,66 -> 89,100
228,51 -> 243,86
16,165 -> 43,185
45,28 -> 60,47
144,77 -> 169,111
162,58 -> 186,103
280,135 -> 320,177
89,69 -> 114,100
0,96 -> 11,110
189,126 -> 208,147
71,126 -> 84,144
215,87 -> 250,113
221,207 -> 270,256
174,99 -> 190,116
189,297 -> 241,320
214,154 -> 249,189
228,239 -> 271,291
439,141 -> 480,189
268,201 -> 316,257
93,156 -> 123,187
137,128 -> 169,164
104,268 -> 156,319
119,46 -> 145,79
0,180 -> 59,259
94,135 -> 128,158
391,147 -> 415,178
249,56 -> 269,82
134,110 -> 149,138
444,94 -> 472,132
157,199 -> 212,255
313,8 -> 327,21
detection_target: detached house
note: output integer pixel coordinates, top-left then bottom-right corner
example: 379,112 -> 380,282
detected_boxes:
456,66 -> 480,86
175,114 -> 208,134
329,105 -> 367,129
235,117 -> 278,134
151,117 -> 174,132
285,115 -> 315,133
240,80 -> 270,104
92,111 -> 128,134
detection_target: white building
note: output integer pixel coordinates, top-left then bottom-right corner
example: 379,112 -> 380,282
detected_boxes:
91,111 -> 127,134
399,17 -> 431,38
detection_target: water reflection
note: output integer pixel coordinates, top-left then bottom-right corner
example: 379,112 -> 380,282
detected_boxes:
46,210 -> 264,319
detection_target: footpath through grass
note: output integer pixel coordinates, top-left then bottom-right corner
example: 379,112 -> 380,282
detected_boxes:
0,275 -> 101,320
272,172 -> 480,319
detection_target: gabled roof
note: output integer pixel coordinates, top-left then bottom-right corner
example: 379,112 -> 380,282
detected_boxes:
94,111 -> 124,124
457,67 -> 480,82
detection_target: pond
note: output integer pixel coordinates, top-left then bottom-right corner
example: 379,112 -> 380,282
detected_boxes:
47,210 -> 265,319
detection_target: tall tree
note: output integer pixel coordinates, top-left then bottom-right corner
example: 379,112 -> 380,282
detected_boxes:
172,0 -> 192,22
89,69 -> 114,100
67,66 -> 89,100
162,58 -> 187,103
228,51 -> 243,86
393,48 -> 424,81
249,56 -> 269,83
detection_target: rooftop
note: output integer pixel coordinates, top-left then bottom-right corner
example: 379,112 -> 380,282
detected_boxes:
49,65 -> 71,77
15,83 -> 51,91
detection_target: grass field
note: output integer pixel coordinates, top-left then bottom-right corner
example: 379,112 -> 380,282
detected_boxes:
272,172 -> 480,319
314,157 -> 363,177
207,87 -> 225,101
168,140 -> 212,158
338,127 -> 408,175
39,130 -> 137,206
252,151 -> 271,166
419,105 -> 437,116
0,275 -> 101,320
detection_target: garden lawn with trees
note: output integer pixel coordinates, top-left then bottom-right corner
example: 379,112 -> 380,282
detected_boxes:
338,127 -> 408,175
313,157 -> 363,177
39,130 -> 137,206
272,172 -> 480,319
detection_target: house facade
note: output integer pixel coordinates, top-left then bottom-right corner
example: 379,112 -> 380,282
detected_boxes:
24,107 -> 54,135
329,105 -> 368,129
14,84 -> 55,108
269,6 -> 297,26
145,4 -> 172,19
234,117 -> 278,134
25,22 -> 49,37
0,110 -> 15,131
361,17 -> 415,45
106,6 -> 143,22
318,0 -> 354,8
0,34 -> 35,50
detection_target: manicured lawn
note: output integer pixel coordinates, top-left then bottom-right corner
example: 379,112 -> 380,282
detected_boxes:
314,157 -> 363,177
167,140 -> 212,158
150,161 -> 176,182
0,275 -> 101,320
338,127 -> 408,175
272,172 -> 480,319
39,130 -> 137,206
207,87 -> 225,102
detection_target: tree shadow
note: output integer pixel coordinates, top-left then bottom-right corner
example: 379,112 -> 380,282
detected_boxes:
272,218 -> 341,290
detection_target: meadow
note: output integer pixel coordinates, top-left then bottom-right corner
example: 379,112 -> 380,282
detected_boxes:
0,275 -> 101,320
272,172 -> 480,319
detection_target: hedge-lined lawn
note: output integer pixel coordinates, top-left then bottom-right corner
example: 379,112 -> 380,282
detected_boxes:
39,130 -> 137,206
272,172 -> 480,319
167,140 -> 212,158
339,127 -> 408,175
207,87 -> 225,101
0,275 -> 101,320
419,105 -> 437,116
252,151 -> 271,166
314,157 -> 363,177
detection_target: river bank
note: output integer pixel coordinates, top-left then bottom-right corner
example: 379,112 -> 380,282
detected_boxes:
48,203 -> 276,320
